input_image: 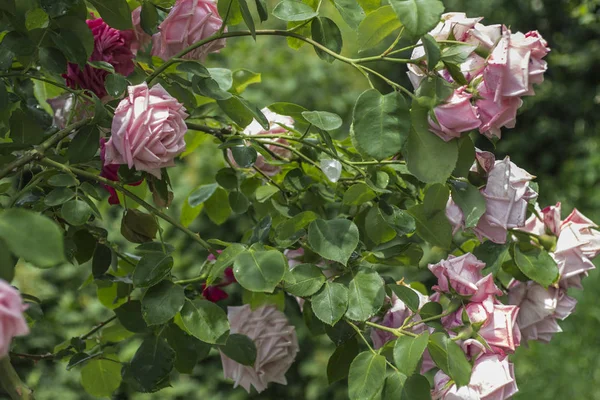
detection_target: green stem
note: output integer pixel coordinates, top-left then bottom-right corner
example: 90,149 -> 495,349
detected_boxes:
365,321 -> 418,338
37,158 -> 217,255
346,321 -> 377,355
0,357 -> 34,400
174,275 -> 206,285
79,316 -> 117,341
348,160 -> 405,166
0,73 -> 95,104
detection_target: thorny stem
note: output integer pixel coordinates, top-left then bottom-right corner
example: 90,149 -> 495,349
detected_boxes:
0,357 -> 34,400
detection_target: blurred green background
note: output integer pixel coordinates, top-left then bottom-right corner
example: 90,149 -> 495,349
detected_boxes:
8,0 -> 600,398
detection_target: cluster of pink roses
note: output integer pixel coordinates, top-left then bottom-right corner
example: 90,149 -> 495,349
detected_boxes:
0,280 -> 29,359
447,149 -> 538,244
408,13 -> 550,140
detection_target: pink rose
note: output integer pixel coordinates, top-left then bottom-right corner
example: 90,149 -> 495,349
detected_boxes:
228,108 -> 295,176
484,29 -> 550,101
0,280 -> 29,357
475,80 -> 523,139
429,254 -> 503,302
151,0 -> 226,61
464,296 -> 521,355
370,288 -> 429,349
508,281 -> 576,344
428,87 -> 482,141
521,202 -> 562,236
64,17 -> 135,98
104,82 -> 188,178
432,354 -> 518,400
131,7 -> 153,55
100,138 -> 143,205
220,305 -> 299,393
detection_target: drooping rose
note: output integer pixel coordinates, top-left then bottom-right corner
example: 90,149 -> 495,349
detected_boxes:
428,86 -> 482,141
104,82 -> 188,178
0,280 -> 30,357
228,108 -> 295,176
131,7 -> 153,55
220,305 -> 299,393
370,287 -> 429,349
64,17 -> 135,98
508,281 -> 576,344
432,354 -> 518,400
475,80 -> 523,139
151,0 -> 226,61
429,254 -> 503,302
99,138 -> 143,205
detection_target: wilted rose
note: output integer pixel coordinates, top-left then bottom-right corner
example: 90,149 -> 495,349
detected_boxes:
428,86 -> 482,141
104,82 -> 188,178
0,280 -> 29,357
475,80 -> 523,139
151,0 -> 226,61
220,305 -> 299,393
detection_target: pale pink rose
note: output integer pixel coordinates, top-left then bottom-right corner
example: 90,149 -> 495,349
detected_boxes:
428,86 -> 482,141
473,148 -> 496,174
464,296 -> 521,355
104,82 -> 188,178
446,198 -> 464,235
484,29 -> 550,101
429,254 -> 503,302
520,202 -> 562,237
508,281 -> 576,344
228,108 -> 295,176
220,305 -> 299,393
432,354 -> 518,400
47,94 -> 75,129
370,288 -> 429,349
0,280 -> 30,357
131,7 -> 152,55
151,0 -> 226,61
475,80 -> 522,139
64,17 -> 135,98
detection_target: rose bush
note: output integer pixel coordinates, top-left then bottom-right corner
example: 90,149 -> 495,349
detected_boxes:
0,1 -> 594,399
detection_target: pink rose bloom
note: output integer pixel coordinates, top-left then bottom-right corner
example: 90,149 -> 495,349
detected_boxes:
100,138 -> 143,205
370,288 -> 429,349
47,94 -> 75,129
0,280 -> 29,357
508,281 -> 576,344
432,354 -> 518,400
228,108 -> 295,176
429,254 -> 503,302
463,296 -> 521,356
220,305 -> 299,393
428,87 -> 482,141
151,0 -> 226,61
475,80 -> 523,139
484,29 -> 550,101
104,82 -> 188,178
520,202 -> 562,237
64,17 -> 135,98
131,7 -> 152,55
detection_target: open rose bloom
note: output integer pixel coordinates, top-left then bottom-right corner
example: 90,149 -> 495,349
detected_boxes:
0,280 -> 29,357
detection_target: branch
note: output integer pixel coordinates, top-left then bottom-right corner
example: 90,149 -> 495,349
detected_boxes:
0,357 -> 34,400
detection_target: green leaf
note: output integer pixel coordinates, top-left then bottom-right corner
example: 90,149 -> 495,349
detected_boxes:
308,219 -> 359,265
219,333 -> 257,366
180,299 -> 230,344
348,351 -> 387,400
366,205 -> 397,245
403,104 -> 459,183
427,332 -> 472,387
142,280 -> 186,326
302,110 -> 343,130
441,44 -> 478,64
229,191 -> 249,214
25,8 -> 49,30
284,263 -> 326,296
61,200 -> 92,226
48,173 -> 78,187
255,0 -> 269,21
114,301 -> 149,333
388,284 -> 419,312
0,209 -> 65,268
311,282 -> 349,325
87,0 -> 133,30
382,373 -> 431,400
121,208 -> 158,244
192,76 -> 233,100
140,1 -> 159,35
207,243 -> 246,285
205,187 -> 232,225
218,96 -> 269,129
453,136 -> 475,178
67,125 -> 100,164
343,183 -> 376,206
10,108 -> 43,145
351,89 -> 410,160
176,61 -> 210,77
327,337 -> 359,384
238,0 -> 256,38
218,0 -> 244,25
0,239 -> 16,282
208,68 -> 234,91
513,245 -> 559,287
132,253 -> 174,288
407,204 -> 452,250
332,0 -> 365,30
346,267 -> 385,321
188,183 -> 218,207
165,324 -> 210,374
80,359 -> 122,397
255,185 -> 280,202
105,73 -> 128,97
450,181 -> 486,228
92,244 -> 112,277
393,331 -> 429,375
357,6 -> 402,51
233,249 -> 286,292
128,336 -> 175,392
419,301 -> 443,329
273,0 -> 318,21
275,211 -> 319,240
231,69 -> 262,94
38,47 -> 67,75
422,34 -> 441,67
310,17 -> 343,63
474,241 -> 510,276
388,0 -> 444,36
416,75 -> 455,106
